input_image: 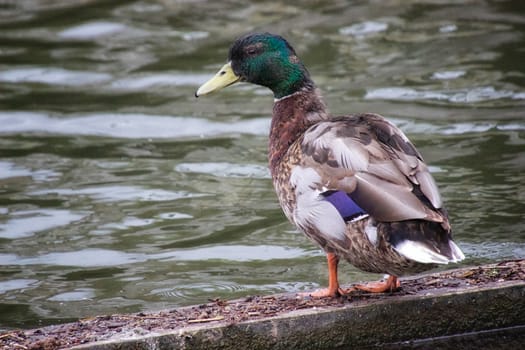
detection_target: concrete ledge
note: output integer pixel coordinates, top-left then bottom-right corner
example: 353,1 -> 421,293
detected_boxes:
1,259 -> 524,349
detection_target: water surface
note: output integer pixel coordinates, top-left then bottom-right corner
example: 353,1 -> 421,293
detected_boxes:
0,0 -> 524,330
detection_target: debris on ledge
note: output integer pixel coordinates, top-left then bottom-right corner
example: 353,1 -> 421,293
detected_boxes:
1,259 -> 524,350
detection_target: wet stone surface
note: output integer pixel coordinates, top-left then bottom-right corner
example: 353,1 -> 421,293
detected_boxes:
1,259 -> 523,350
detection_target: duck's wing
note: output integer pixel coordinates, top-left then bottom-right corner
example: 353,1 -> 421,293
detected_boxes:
299,113 -> 449,229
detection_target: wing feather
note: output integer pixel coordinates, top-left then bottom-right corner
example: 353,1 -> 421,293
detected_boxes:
300,113 -> 446,225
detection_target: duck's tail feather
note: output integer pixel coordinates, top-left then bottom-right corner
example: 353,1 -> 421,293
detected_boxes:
385,220 -> 465,265
394,239 -> 465,264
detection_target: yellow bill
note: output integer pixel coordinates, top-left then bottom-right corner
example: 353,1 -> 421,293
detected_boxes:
195,62 -> 241,97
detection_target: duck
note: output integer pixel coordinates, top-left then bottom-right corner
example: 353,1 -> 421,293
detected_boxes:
195,32 -> 465,297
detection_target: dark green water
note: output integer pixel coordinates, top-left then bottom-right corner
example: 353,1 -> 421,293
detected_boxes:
0,0 -> 524,332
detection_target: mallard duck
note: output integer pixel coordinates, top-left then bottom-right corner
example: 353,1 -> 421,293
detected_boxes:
196,32 -> 465,297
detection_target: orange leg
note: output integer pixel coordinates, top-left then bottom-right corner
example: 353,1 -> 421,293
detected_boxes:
301,253 -> 345,298
347,275 -> 400,293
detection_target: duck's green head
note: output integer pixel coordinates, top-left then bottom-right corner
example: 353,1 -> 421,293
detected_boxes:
196,33 -> 311,99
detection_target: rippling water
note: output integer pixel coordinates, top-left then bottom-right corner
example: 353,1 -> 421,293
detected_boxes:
0,0 -> 524,330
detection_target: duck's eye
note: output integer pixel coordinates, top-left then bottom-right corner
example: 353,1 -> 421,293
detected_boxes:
244,43 -> 262,56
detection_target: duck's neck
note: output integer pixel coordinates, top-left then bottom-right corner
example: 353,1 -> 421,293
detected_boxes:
269,86 -> 329,172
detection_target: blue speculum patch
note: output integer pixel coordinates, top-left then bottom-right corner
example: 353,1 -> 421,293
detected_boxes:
322,190 -> 367,221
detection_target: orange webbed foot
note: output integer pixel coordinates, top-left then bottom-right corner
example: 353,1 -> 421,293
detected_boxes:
346,275 -> 400,293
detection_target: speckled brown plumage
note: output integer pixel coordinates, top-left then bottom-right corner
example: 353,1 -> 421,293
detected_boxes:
269,87 -> 449,277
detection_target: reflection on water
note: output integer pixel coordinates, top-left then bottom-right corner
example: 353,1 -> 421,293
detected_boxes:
58,21 -> 128,39
0,209 -> 87,239
0,112 -> 269,138
0,68 -> 113,86
0,0 -> 523,335
175,162 -> 270,178
365,86 -> 525,103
